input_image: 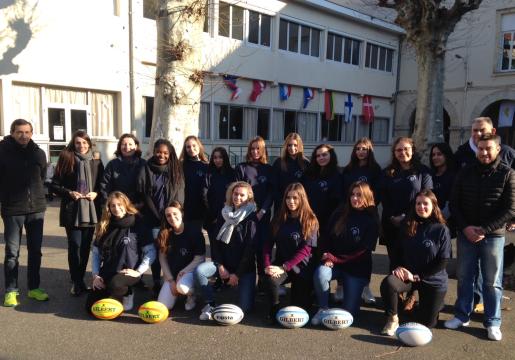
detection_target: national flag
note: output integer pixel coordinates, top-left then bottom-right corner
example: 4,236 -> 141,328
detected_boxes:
344,94 -> 353,123
498,101 -> 515,128
250,80 -> 266,102
324,90 -> 334,121
223,75 -> 241,100
362,95 -> 374,123
303,88 -> 315,109
279,84 -> 292,101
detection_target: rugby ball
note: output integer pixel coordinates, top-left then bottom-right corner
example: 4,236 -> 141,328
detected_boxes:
212,304 -> 244,325
276,306 -> 309,329
91,298 -> 123,320
395,322 -> 432,346
320,308 -> 353,330
138,301 -> 169,324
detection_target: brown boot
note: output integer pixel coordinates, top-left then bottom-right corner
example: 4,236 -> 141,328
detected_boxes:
381,314 -> 399,336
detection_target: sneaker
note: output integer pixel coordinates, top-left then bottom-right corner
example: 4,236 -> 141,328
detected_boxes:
311,308 -> 326,326
473,303 -> 484,314
4,291 -> 19,307
278,285 -> 287,297
444,317 -> 470,329
334,285 -> 344,302
185,295 -> 196,311
403,293 -> 417,312
381,315 -> 399,336
199,304 -> 214,321
487,326 -> 502,341
28,288 -> 49,301
70,284 -> 82,297
123,293 -> 134,311
362,286 -> 376,304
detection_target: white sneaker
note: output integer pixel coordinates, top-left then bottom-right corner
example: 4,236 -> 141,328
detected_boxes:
381,315 -> 399,336
361,286 -> 376,304
122,293 -> 134,311
278,286 -> 287,297
487,326 -> 502,341
311,308 -> 326,326
334,285 -> 344,302
444,317 -> 470,329
199,304 -> 214,320
185,295 -> 196,311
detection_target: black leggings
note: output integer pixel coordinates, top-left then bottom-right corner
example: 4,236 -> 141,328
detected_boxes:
380,275 -> 446,328
265,271 -> 312,312
85,273 -> 140,314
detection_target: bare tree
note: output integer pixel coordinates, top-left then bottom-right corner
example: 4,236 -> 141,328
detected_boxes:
149,0 -> 206,153
377,0 -> 482,153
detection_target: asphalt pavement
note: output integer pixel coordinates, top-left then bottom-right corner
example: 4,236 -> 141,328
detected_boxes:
0,201 -> 513,360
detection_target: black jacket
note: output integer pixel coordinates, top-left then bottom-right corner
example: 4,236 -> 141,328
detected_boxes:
455,141 -> 515,169
450,156 -> 515,236
0,136 -> 47,216
50,159 -> 104,227
99,156 -> 146,205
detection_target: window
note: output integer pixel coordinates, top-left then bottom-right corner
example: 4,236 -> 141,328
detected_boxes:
357,117 -> 390,144
248,10 -> 271,46
272,110 -> 317,141
203,1 -> 209,33
279,19 -> 320,57
365,43 -> 394,72
199,102 -> 210,139
500,13 -> 515,71
215,104 -> 270,140
327,32 -> 361,66
144,97 -> 154,137
320,114 -> 356,143
143,0 -> 157,20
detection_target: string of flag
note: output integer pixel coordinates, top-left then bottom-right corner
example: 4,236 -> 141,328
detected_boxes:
221,75 -> 374,123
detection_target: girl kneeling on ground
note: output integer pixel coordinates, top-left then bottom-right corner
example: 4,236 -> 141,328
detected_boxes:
86,191 -> 156,313
156,201 -> 206,311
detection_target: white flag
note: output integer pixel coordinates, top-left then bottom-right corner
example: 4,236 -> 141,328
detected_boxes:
498,101 -> 515,128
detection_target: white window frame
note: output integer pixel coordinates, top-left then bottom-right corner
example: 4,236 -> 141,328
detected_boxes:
364,41 -> 395,73
44,103 -> 91,144
326,30 -> 362,67
246,9 -> 272,48
500,30 -> 515,72
278,17 -> 322,58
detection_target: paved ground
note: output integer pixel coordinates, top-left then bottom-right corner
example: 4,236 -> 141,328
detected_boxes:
0,201 -> 513,360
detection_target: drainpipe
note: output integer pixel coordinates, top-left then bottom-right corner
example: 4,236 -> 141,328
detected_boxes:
128,0 -> 136,132
391,36 -> 403,141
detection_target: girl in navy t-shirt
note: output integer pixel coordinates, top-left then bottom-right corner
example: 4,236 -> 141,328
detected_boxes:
429,143 -> 456,221
380,189 -> 451,335
312,181 -> 379,323
272,133 -> 309,212
263,182 -> 319,320
156,201 -> 205,311
180,136 -> 209,223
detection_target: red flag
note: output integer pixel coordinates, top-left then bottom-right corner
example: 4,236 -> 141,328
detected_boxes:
250,80 -> 266,102
362,95 -> 374,123
324,90 -> 334,121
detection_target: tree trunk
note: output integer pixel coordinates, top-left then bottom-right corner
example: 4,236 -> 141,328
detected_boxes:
149,0 -> 205,154
412,44 -> 445,160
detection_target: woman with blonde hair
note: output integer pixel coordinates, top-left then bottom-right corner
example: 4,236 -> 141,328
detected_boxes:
86,191 -> 156,313
312,181 -> 380,324
264,182 -> 319,320
156,201 -> 205,311
194,181 -> 258,320
236,136 -> 275,286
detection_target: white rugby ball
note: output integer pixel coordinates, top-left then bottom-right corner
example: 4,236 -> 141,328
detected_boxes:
395,322 -> 432,346
276,306 -> 309,329
320,308 -> 353,330
212,304 -> 244,325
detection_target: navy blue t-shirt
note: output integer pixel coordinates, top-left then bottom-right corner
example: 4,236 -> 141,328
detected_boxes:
269,217 -> 314,271
166,223 -> 206,278
152,172 -> 169,216
236,162 -> 275,213
342,165 -> 381,201
203,168 -> 236,222
431,169 -> 456,209
400,221 -> 451,289
272,157 -> 309,208
183,158 -> 208,221
322,209 -> 379,278
379,166 -> 433,218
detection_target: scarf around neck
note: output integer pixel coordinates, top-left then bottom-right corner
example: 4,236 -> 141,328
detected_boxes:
74,150 -> 97,226
216,202 -> 257,244
97,214 -> 135,263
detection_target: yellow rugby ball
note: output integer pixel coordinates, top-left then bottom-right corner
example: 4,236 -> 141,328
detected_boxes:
138,301 -> 169,323
91,298 -> 124,320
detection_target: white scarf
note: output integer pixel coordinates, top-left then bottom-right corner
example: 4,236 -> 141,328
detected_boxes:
216,203 -> 257,244
469,137 -> 478,154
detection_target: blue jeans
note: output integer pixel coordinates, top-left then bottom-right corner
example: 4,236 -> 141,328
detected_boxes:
455,233 -> 504,327
313,265 -> 368,317
65,226 -> 94,287
194,261 -> 256,312
3,212 -> 45,292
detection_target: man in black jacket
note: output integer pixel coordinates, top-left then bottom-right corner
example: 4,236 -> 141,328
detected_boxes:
445,134 -> 515,341
0,119 -> 49,307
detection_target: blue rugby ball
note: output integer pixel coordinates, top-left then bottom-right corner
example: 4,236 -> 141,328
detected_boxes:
276,306 -> 309,328
320,308 -> 353,330
395,322 -> 432,346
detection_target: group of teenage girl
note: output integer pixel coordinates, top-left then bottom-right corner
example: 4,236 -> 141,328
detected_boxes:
50,130 -> 455,335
